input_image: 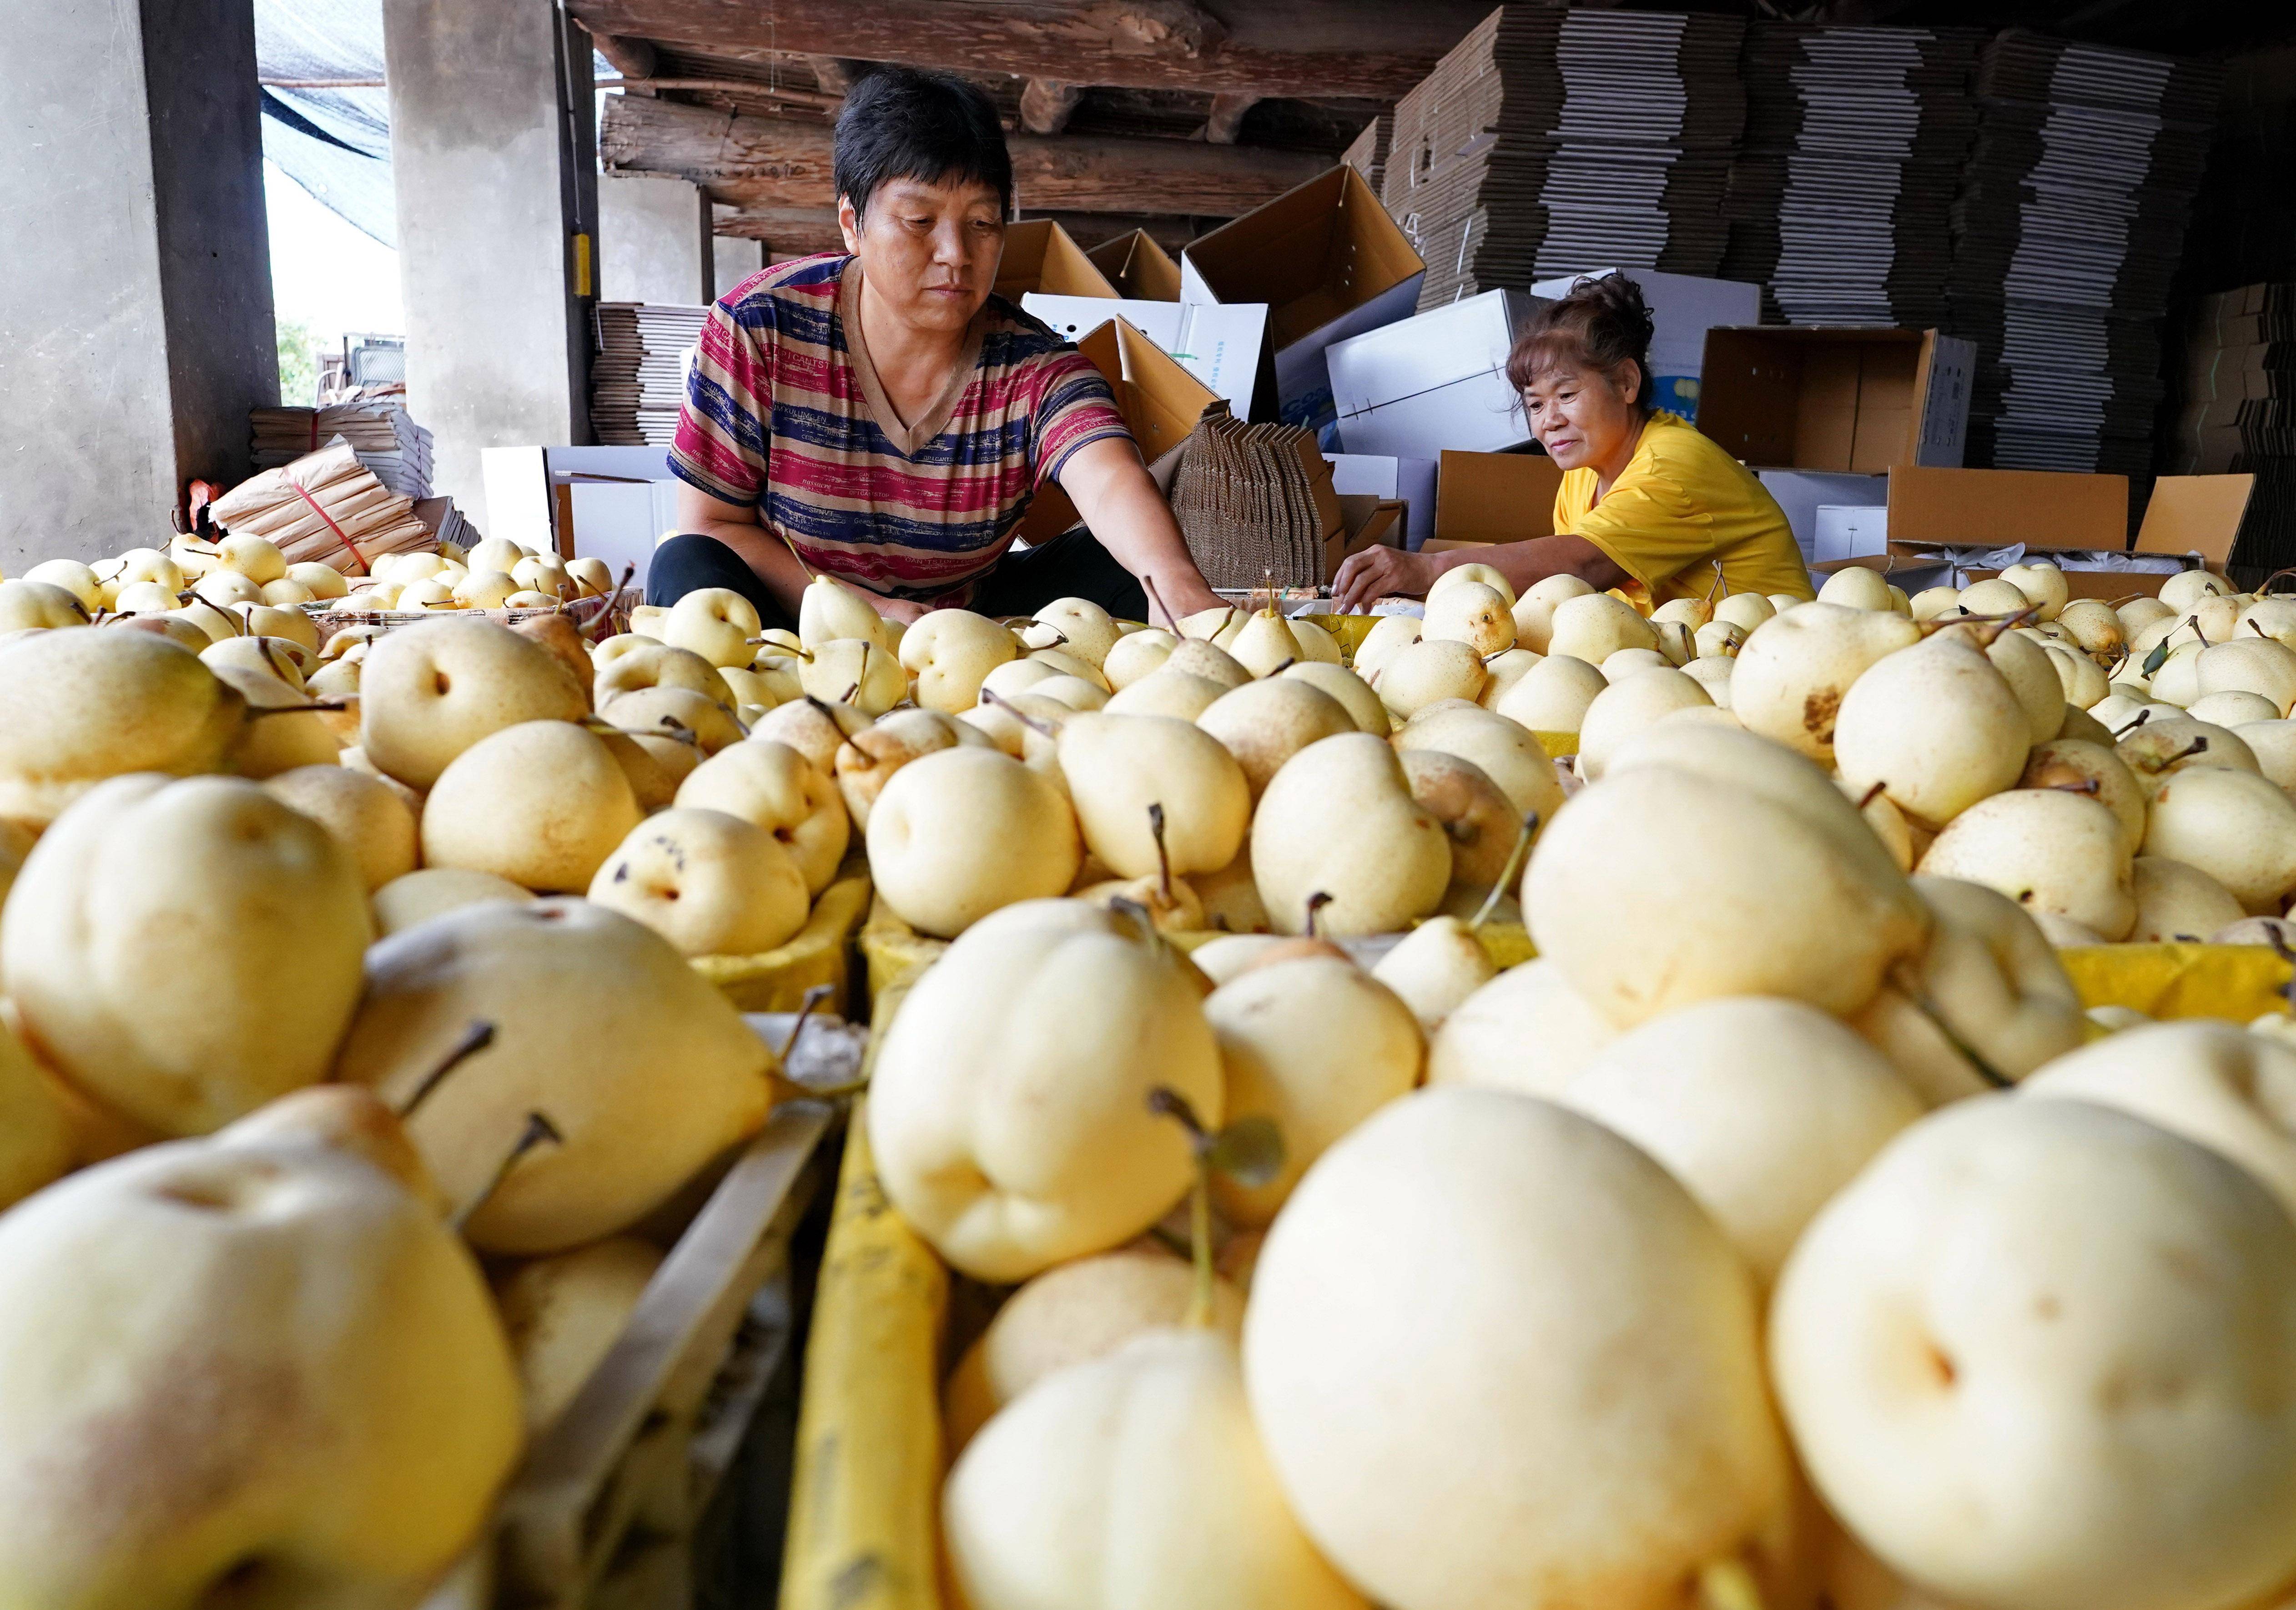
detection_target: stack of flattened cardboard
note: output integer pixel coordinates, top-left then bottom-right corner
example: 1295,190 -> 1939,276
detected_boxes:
1169,408 -> 1344,590
1341,114 -> 1393,198
2164,283 -> 2296,569
1945,31 -> 2223,476
592,302 -> 711,447
209,439 -> 437,572
1721,23 -> 1981,328
252,389 -> 435,498
1382,7 -> 1744,313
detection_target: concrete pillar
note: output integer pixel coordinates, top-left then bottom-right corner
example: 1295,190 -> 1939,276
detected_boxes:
0,0 -> 277,570
383,0 -> 596,534
602,173 -> 712,305
715,235 -> 769,299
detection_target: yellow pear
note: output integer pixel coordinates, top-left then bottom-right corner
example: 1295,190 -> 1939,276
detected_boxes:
1917,788 -> 2135,939
600,683 -> 745,752
204,663 -> 338,779
359,618 -> 588,790
0,579 -> 90,631
1495,650 -> 1608,733
1288,616 -> 1344,665
1205,955 -> 1422,1224
372,866 -> 534,935
1850,875 -> 2086,1104
866,747 -> 1081,937
1031,673 -> 1109,711
1422,581 -> 1516,656
2020,737 -> 2147,855
1391,701 -> 1566,822
2236,718 -> 2296,793
798,636 -> 905,715
1245,1089 -> 1790,1610
1818,565 -> 1895,612
1399,748 -> 1521,894
943,1244 -> 1245,1454
2162,567 -> 2235,611
0,1131 -> 521,1607
1102,627 -> 1177,690
981,656 -> 1062,702
1197,677 -> 1354,799
1281,659 -> 1389,734
493,1235 -> 663,1433
2118,712 -> 2258,780
1350,613 -> 1422,680
1430,561 -> 1516,607
867,899 -> 1223,1280
2041,642 -> 2109,709
1712,591 -> 1775,634
588,807 -> 808,957
1561,996 -> 1922,1284
1477,646 -> 1541,710
1601,646 -> 1669,680
2,774 -> 370,1136
2056,597 -> 2125,657
1530,763 -> 1928,1027
196,566 -> 270,610
663,585 -> 762,668
1370,914 -> 1497,1031
337,897 -> 774,1252
1030,597 -> 1119,668
216,533 -> 288,584
2125,854 -> 2247,942
1930,620 -> 2065,743
0,1017 -> 70,1211
1374,638 -> 1488,717
1229,607 -> 1304,677
594,726 -> 700,812
420,720 -> 641,893
2190,689 -> 2284,728
1834,636 -> 2030,830
1682,653 -> 1736,708
111,547 -> 186,591
1574,666 -> 1714,779
111,579 -> 183,615
1997,560 -> 2069,621
1732,601 -> 1921,763
2144,764 -> 2296,913
0,818 -> 29,913
1178,604 -> 1239,641
1193,847 -> 1270,934
2197,636 -> 2296,715
1652,595 -> 1714,630
287,560 -> 349,599
236,603 -> 321,654
899,607 -> 1019,711
1253,733 -> 1451,936
947,1326 -> 1367,1610
1545,591 -> 1659,666
1057,712 -> 1250,878
747,695 -> 868,775
212,1083 -> 447,1215
1772,1097 -> 2296,1610
1511,573 -> 1596,652
0,629 -> 244,827
834,707 -> 985,827
1104,666 -> 1229,719
263,764 -> 418,891
1956,575 -> 2033,616
510,553 -> 574,600
796,573 -> 887,650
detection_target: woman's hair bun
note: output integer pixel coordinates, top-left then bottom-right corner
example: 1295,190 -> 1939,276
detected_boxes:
1505,271 -> 1657,410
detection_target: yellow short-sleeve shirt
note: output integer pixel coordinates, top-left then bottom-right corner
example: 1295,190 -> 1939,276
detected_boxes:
1555,412 -> 1814,604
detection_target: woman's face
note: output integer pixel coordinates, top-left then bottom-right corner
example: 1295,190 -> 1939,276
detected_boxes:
840,175 -> 1006,337
1521,359 -> 1642,473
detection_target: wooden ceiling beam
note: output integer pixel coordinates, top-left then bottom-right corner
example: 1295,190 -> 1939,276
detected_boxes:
566,0 -> 1495,100
1020,78 -> 1086,136
578,26 -> 658,81
604,92 -> 1327,218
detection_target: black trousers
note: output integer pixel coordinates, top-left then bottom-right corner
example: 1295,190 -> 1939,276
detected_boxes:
646,530 -> 1148,631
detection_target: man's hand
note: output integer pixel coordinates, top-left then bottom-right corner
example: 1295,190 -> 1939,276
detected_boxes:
1333,546 -> 1442,614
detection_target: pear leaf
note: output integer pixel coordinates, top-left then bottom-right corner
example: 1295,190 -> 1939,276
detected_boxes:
1208,1116 -> 1286,1188
2142,636 -> 2172,676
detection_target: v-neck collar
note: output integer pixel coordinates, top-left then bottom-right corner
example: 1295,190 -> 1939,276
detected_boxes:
839,261 -> 985,459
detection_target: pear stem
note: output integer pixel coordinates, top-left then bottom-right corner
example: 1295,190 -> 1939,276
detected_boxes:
1148,802 -> 1174,904
840,681 -> 861,705
1140,573 -> 1172,631
395,1019 -> 498,1118
1108,893 -> 1164,961
1892,964 -> 2013,1090
2165,735 -> 2210,767
1856,781 -> 1889,811
1697,1559 -> 1768,1610
1470,811 -> 1540,931
2190,614 -> 2209,647
778,982 -> 835,1062
246,698 -> 352,716
1303,890 -> 1333,939
453,1110 -> 563,1233
1146,1085 -> 1217,1330
1269,656 -> 1296,676
978,685 -> 1057,737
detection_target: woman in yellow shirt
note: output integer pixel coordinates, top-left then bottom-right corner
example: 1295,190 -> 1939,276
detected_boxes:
1331,274 -> 1813,611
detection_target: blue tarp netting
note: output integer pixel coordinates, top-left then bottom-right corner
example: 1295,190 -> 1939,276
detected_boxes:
255,0 -> 394,246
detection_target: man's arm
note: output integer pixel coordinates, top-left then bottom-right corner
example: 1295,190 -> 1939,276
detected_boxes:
1331,534 -> 1631,614
1056,436 -> 1224,627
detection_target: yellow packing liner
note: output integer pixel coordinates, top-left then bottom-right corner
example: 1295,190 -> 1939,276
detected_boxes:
691,869 -> 873,1013
779,939 -> 2296,1610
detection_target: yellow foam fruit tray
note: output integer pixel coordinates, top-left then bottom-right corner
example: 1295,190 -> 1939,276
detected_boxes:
691,870 -> 871,1013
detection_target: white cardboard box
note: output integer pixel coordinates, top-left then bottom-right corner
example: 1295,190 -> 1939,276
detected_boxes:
1528,268 -> 1762,424
1022,293 -> 1272,419
480,444 -> 683,591
1814,503 -> 1890,562
1757,469 -> 1891,561
1325,453 -> 1439,546
1325,290 -> 1541,458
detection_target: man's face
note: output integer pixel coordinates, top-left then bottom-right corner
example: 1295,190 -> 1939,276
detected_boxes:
840,175 -> 1005,335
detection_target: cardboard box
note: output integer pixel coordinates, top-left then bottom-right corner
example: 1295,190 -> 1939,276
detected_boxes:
1422,449 -> 1563,551
1881,466 -> 2256,598
1326,290 -> 1540,458
1179,165 -> 1426,432
1528,268 -> 1762,424
993,220 -> 1118,302
481,444 -> 682,590
1814,503 -> 1888,562
1757,469 -> 1890,560
1023,292 -> 1272,419
1325,453 -> 1438,546
1086,229 -> 1183,301
1698,327 -> 1977,472
1327,495 -> 1404,580
1812,552 -> 1955,593
1016,316 -> 1221,545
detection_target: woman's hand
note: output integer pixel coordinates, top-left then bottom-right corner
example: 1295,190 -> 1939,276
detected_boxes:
1333,546 -> 1443,614
872,595 -> 931,627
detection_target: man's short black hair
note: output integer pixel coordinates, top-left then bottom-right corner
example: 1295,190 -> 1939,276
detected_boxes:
834,67 -> 1013,222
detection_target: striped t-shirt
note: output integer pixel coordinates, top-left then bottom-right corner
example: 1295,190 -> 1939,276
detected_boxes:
669,252 -> 1132,605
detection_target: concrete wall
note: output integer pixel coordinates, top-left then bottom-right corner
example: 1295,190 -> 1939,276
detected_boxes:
0,0 -> 275,570
715,235 -> 767,300
602,173 -> 711,305
384,0 -> 592,534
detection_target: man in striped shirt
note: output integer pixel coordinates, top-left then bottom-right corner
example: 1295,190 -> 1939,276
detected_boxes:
653,67 -> 1223,631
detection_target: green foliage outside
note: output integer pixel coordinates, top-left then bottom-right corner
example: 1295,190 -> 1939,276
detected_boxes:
276,317 -> 321,406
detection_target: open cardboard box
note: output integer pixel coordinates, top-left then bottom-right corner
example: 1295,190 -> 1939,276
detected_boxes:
1698,326 -> 1976,473
1419,449 -> 1563,554
1023,292 -> 1273,419
993,219 -> 1118,302
1327,289 -> 1541,458
1327,495 -> 1403,580
1015,315 -> 1220,545
1529,268 -> 1761,424
1883,466 -> 2257,599
1085,229 -> 1183,301
1179,165 -> 1425,430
